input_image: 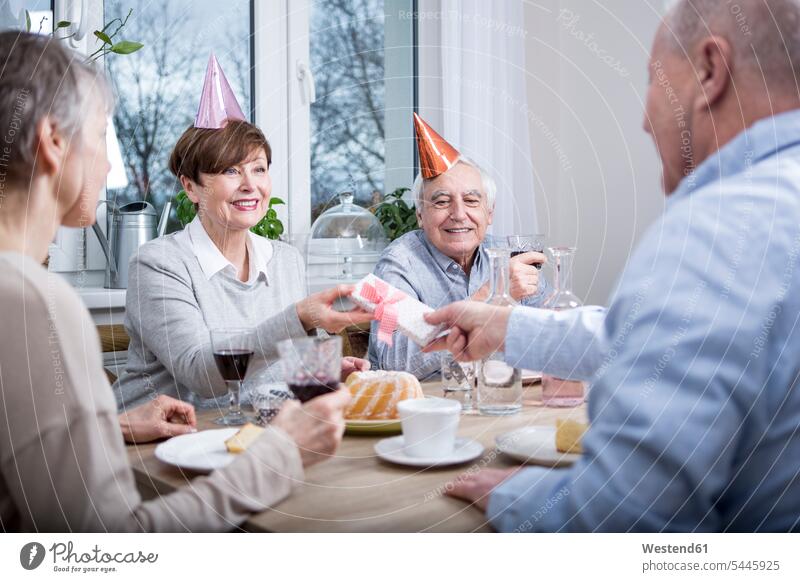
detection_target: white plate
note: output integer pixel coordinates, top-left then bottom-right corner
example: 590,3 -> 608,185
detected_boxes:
374,436 -> 484,467
154,428 -> 239,473
495,426 -> 581,468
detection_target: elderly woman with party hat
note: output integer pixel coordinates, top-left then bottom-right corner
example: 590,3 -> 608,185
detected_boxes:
0,33 -> 356,532
112,55 -> 372,420
367,113 -> 549,379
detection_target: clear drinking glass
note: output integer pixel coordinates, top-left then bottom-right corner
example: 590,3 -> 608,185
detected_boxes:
278,337 -> 342,403
210,327 -> 254,426
249,381 -> 293,426
507,234 -> 546,270
541,246 -> 586,407
440,352 -> 475,411
477,248 -> 523,415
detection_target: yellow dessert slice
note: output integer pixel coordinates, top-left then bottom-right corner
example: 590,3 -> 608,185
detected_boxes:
555,419 -> 587,454
225,423 -> 264,454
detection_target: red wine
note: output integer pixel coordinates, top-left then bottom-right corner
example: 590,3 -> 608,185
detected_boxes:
510,250 -> 544,269
288,378 -> 339,402
213,349 -> 253,381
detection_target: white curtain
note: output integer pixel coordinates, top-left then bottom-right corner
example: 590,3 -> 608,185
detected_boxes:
440,0 -> 537,236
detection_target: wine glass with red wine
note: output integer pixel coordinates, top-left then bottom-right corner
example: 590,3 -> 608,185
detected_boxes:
277,337 -> 342,402
211,327 -> 254,425
507,234 -> 546,269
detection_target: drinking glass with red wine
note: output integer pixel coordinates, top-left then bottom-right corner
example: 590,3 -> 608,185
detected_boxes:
211,327 -> 255,426
507,234 -> 546,269
278,337 -> 343,402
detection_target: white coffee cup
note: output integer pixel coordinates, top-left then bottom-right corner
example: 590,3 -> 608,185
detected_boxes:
397,397 -> 461,458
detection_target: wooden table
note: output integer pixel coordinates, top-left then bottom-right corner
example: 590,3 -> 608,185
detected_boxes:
127,383 -> 587,532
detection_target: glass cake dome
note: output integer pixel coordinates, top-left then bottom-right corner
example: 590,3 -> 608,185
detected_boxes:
306,192 -> 388,282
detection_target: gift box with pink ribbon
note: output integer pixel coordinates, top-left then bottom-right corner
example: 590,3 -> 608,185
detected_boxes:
351,274 -> 446,347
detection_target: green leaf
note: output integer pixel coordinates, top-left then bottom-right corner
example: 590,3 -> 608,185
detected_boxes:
94,30 -> 112,44
25,10 -> 31,32
55,20 -> 71,29
110,40 -> 144,55
266,208 -> 277,220
269,197 -> 285,207
173,190 -> 197,227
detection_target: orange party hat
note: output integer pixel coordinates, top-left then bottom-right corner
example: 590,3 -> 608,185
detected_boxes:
413,112 -> 460,179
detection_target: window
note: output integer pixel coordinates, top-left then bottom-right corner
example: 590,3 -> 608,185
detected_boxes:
282,0 -> 416,235
104,0 -> 254,232
0,0 -> 53,32
309,0 -> 387,220
2,0 -> 416,284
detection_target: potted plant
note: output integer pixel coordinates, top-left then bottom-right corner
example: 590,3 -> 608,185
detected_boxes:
173,190 -> 286,240
374,187 -> 417,241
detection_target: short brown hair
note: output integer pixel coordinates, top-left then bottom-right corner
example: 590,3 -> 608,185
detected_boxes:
168,119 -> 272,185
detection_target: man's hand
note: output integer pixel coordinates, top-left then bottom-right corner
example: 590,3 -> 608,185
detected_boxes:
341,356 -> 370,381
445,468 -> 520,510
509,251 -> 545,300
423,301 -> 513,361
119,395 -> 197,443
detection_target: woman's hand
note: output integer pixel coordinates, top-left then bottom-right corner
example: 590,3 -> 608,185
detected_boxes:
509,251 -> 546,301
341,356 -> 370,381
423,301 -> 513,362
272,387 -> 351,467
296,285 -> 374,333
119,395 -> 197,443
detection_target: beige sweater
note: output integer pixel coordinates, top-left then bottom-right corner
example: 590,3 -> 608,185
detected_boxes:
0,252 -> 303,532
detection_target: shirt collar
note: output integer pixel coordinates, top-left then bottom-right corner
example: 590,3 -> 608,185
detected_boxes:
186,216 -> 272,283
671,108 -> 800,204
419,230 -> 487,275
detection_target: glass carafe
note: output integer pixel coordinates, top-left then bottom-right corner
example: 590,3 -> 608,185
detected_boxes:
541,246 -> 585,407
477,248 -> 523,415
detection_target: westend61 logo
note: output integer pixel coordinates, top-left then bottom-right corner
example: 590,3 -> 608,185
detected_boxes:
19,541 -> 158,574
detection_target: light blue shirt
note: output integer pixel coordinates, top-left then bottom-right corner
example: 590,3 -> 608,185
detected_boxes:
367,230 -> 549,379
491,110 -> 800,532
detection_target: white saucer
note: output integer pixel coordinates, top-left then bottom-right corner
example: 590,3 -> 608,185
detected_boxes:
495,426 -> 581,468
155,428 -> 239,473
374,436 -> 484,467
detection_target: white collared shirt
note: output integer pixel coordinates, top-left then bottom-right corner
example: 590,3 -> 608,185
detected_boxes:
182,216 -> 273,285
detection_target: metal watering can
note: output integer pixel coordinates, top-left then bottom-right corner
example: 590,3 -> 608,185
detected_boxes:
92,200 -> 172,289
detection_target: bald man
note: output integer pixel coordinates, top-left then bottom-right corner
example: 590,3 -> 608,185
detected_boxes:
425,0 -> 800,532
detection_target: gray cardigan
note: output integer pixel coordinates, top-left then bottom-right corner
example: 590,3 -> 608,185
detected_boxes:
112,222 -> 307,410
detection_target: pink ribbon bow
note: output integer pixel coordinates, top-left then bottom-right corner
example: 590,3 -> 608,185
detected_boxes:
361,278 -> 405,346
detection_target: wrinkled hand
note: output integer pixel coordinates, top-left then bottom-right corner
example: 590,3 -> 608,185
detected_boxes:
296,285 -> 374,333
445,468 -> 520,511
119,395 -> 197,443
423,301 -> 513,362
509,251 -> 545,301
341,356 -> 370,381
272,386 -> 351,467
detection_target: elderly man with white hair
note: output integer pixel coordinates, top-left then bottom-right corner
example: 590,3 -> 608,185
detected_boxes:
424,0 -> 800,531
367,115 -> 548,379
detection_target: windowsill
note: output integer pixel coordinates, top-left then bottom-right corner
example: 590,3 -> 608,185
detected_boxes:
75,286 -> 127,310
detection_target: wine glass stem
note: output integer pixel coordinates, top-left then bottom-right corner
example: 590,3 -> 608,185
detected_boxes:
226,380 -> 242,416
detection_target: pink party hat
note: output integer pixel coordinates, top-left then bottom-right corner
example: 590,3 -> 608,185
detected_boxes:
194,54 -> 247,129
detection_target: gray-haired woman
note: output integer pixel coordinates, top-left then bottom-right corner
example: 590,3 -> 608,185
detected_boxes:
0,31 -> 349,532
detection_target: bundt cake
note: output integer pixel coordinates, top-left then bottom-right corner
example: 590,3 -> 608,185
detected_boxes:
345,371 -> 424,420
